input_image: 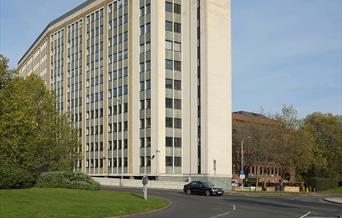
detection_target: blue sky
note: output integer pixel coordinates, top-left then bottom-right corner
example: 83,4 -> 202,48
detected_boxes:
0,0 -> 341,117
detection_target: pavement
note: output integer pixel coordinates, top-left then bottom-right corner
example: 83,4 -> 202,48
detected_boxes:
324,197 -> 342,204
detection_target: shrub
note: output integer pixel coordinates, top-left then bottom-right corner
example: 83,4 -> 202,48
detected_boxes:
305,177 -> 338,191
36,171 -> 100,190
0,161 -> 35,189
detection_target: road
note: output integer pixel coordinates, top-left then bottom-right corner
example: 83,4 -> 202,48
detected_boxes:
103,187 -> 342,218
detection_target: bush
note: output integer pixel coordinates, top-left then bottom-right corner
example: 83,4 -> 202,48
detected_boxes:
305,177 -> 338,191
0,161 -> 35,189
36,171 -> 100,190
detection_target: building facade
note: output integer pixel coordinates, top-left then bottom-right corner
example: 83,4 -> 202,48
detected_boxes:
18,0 -> 232,188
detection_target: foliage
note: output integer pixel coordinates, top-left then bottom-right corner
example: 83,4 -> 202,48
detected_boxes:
232,105 -> 341,185
0,188 -> 169,218
36,171 -> 100,190
0,54 -> 81,183
0,160 -> 35,189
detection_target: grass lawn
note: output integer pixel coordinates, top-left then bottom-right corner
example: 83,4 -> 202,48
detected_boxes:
0,188 -> 169,218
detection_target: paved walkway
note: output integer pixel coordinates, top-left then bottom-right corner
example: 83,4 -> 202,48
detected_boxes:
324,197 -> 342,204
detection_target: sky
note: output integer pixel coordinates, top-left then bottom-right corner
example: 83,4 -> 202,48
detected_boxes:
0,0 -> 341,117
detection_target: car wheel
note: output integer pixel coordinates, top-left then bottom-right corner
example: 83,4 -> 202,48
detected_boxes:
205,190 -> 211,196
186,189 -> 191,195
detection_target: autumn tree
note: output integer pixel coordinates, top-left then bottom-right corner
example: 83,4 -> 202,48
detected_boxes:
0,55 -> 80,177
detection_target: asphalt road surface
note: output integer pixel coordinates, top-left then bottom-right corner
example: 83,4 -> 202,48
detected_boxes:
103,187 -> 342,218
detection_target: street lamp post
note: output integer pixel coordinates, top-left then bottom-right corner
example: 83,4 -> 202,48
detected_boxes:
241,136 -> 251,190
116,98 -> 124,187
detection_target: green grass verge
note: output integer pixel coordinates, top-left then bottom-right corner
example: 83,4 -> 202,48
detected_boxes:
322,187 -> 342,194
0,188 -> 169,218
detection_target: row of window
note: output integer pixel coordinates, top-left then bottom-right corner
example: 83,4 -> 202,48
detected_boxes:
139,4 -> 151,16
165,2 -> 181,14
166,79 -> 182,90
165,59 -> 181,71
108,122 -> 128,132
108,0 -> 128,13
86,125 -> 103,135
108,68 -> 128,80
108,50 -> 128,63
68,82 -> 82,92
166,117 -> 182,128
140,99 -> 151,110
165,21 -> 181,33
165,98 -> 181,109
165,40 -> 181,52
108,103 -> 128,115
166,137 -> 182,147
108,32 -> 128,46
165,156 -> 181,167
140,137 -> 151,147
86,142 -> 104,151
108,14 -> 128,29
140,23 -> 151,35
108,86 -> 128,98
108,158 -> 128,168
68,97 -> 82,108
140,118 -> 151,129
140,80 -> 151,91
86,92 -> 104,103
108,140 -> 128,150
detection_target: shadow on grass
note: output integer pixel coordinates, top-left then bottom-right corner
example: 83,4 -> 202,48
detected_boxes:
130,193 -> 144,200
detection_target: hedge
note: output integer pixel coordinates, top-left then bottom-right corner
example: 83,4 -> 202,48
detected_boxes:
305,177 -> 338,191
36,171 -> 100,190
0,161 -> 35,189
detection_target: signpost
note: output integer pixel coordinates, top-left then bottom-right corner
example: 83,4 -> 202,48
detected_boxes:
142,175 -> 149,200
213,160 -> 217,186
240,170 -> 245,190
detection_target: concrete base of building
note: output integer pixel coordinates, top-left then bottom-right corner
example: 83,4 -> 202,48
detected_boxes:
94,175 -> 232,191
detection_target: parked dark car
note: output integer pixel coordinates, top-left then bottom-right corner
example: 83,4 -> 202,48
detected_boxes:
183,181 -> 224,196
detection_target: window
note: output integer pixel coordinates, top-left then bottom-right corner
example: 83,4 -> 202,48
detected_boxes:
174,157 -> 181,167
165,40 -> 172,50
166,157 -> 173,166
174,61 -> 181,71
174,118 -> 181,128
146,4 -> 151,14
146,118 -> 151,128
165,59 -> 173,70
146,137 -> 151,147
174,42 -> 181,51
165,98 -> 173,108
174,137 -> 182,147
165,21 -> 173,32
146,99 -> 151,109
146,23 -> 151,33
166,137 -> 173,147
174,4 -> 181,14
166,117 -> 173,128
146,80 -> 151,90
165,2 -> 173,12
165,79 -> 173,89
174,23 -> 181,33
140,81 -> 145,91
140,138 -> 145,147
174,99 -> 181,109
140,100 -> 145,110
140,119 -> 145,129
174,80 -> 181,90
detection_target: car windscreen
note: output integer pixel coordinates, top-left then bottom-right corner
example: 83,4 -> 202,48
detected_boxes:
202,182 -> 215,188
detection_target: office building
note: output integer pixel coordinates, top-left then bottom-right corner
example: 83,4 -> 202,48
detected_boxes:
18,0 -> 232,188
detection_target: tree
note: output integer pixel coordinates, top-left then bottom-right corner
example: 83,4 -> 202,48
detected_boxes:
302,113 -> 342,180
0,55 -> 80,176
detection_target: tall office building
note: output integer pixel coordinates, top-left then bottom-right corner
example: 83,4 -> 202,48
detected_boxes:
18,0 -> 232,188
